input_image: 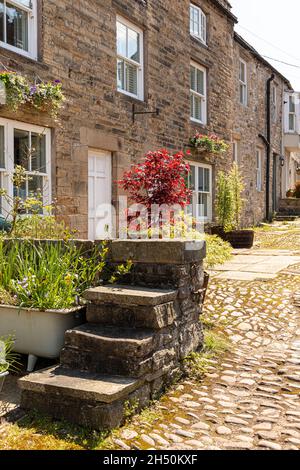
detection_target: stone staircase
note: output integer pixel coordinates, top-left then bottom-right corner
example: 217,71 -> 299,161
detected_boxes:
19,240 -> 206,431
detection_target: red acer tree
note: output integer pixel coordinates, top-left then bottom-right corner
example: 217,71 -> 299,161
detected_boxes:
119,149 -> 192,208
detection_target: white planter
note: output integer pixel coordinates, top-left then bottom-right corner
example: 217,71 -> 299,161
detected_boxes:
0,305 -> 85,371
0,371 -> 9,393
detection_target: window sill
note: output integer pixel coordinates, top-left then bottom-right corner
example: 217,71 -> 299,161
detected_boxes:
0,44 -> 48,70
190,35 -> 208,49
117,90 -> 147,106
190,118 -> 207,127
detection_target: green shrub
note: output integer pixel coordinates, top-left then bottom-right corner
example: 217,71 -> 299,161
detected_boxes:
216,163 -> 245,231
205,234 -> 232,269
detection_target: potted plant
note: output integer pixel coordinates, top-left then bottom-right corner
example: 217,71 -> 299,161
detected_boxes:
214,163 -> 254,249
0,239 -> 131,372
0,335 -> 18,393
189,133 -> 229,155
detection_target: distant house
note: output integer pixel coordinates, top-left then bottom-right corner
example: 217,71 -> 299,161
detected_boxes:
0,0 -> 295,238
282,91 -> 300,194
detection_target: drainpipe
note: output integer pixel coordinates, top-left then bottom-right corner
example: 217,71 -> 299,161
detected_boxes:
259,74 -> 275,222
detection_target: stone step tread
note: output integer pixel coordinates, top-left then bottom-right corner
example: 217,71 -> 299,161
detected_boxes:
83,285 -> 177,306
19,366 -> 142,404
67,324 -> 156,344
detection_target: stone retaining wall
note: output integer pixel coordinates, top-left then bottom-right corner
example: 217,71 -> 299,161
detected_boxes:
19,239 -> 207,430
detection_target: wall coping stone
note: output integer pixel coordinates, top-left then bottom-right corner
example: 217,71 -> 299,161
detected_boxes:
103,239 -> 206,264
84,285 -> 178,306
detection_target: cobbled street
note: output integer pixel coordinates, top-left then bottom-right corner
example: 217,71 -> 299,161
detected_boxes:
109,268 -> 300,451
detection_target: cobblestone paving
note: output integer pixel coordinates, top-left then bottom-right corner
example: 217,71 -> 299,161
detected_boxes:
109,272 -> 300,451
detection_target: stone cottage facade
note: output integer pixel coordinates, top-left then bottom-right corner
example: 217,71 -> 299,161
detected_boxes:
0,0 -> 293,238
233,34 -> 292,226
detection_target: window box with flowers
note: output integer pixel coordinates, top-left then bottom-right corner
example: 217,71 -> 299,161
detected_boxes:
189,133 -> 229,155
0,72 -> 65,118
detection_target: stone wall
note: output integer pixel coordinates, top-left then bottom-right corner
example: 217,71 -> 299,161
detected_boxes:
278,198 -> 300,216
19,239 -> 207,430
0,1 -> 291,235
0,0 -> 235,236
233,37 -> 288,227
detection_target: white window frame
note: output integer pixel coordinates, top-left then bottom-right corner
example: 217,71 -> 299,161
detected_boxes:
190,3 -> 207,44
187,161 -> 212,222
0,0 -> 38,60
288,95 -> 296,132
190,61 -> 207,125
116,16 -> 144,101
256,148 -> 262,192
0,117 -> 51,218
233,140 -> 239,164
239,58 -> 247,106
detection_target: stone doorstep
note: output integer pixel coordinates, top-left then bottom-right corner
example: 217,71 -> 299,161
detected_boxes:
18,366 -> 143,404
83,285 -> 178,306
64,324 -> 157,358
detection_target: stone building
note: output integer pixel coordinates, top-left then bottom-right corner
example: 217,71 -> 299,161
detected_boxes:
0,0 -> 293,238
233,33 -> 293,226
282,90 -> 300,195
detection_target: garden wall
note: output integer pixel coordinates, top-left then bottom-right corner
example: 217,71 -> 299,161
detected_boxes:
19,239 -> 207,430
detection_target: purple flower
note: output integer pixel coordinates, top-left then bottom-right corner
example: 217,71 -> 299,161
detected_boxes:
54,80 -> 61,84
30,85 -> 37,95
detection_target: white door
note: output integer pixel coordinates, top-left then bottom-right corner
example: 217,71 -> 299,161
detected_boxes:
88,150 -> 112,240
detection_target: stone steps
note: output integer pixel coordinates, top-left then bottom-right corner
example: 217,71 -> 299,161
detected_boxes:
84,285 -> 177,306
19,365 -> 141,403
19,365 -> 147,430
60,323 -> 177,377
18,240 -> 206,431
274,215 -> 298,221
85,285 -> 178,329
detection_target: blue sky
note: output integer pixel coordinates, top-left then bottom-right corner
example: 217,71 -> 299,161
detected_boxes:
230,0 -> 300,90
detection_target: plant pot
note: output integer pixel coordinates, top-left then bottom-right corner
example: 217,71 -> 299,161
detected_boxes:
0,305 -> 86,371
225,230 -> 255,249
0,371 -> 9,393
210,226 -> 227,239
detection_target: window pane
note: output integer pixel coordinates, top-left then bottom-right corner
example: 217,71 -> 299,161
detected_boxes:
128,27 -> 139,62
16,0 -> 32,8
198,167 -> 203,191
289,113 -> 295,131
0,126 -> 4,169
31,133 -> 46,173
28,174 -> 43,199
13,177 -> 26,205
240,61 -> 245,82
6,2 -> 28,51
14,129 -> 29,169
189,166 -> 195,190
125,62 -> 138,95
28,175 -> 43,213
117,59 -> 125,90
240,84 -> 245,104
0,0 -> 4,42
289,96 -> 295,113
204,168 -> 210,192
117,21 -> 127,57
198,193 -> 208,218
193,95 -> 202,121
196,69 -> 204,95
190,66 -> 196,91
